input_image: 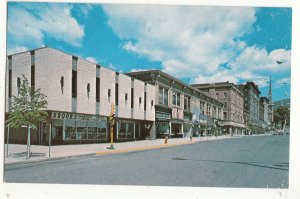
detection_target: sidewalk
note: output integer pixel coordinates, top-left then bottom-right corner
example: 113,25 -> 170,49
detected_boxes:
4,134 -> 237,166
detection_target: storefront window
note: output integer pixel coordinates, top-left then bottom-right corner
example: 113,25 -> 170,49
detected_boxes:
127,123 -> 134,139
97,121 -> 107,140
119,123 -> 126,139
157,121 -> 169,135
52,113 -> 107,141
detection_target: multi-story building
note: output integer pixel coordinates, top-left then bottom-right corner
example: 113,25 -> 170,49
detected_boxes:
127,70 -> 224,138
238,82 -> 261,134
5,47 -> 156,144
191,82 -> 245,135
259,97 -> 269,132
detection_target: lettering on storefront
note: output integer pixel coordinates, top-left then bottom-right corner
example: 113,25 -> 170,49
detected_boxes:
51,112 -> 107,121
156,112 -> 170,119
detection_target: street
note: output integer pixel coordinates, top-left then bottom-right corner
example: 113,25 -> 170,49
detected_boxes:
4,135 -> 289,188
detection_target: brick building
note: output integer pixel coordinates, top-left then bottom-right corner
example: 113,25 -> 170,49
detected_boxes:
191,82 -> 245,135
238,82 -> 261,134
259,97 -> 269,132
127,70 -> 224,138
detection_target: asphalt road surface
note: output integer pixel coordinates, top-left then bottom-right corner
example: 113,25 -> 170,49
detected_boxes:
4,135 -> 289,188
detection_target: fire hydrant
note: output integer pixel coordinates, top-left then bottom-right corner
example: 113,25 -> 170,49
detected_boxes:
164,136 -> 168,144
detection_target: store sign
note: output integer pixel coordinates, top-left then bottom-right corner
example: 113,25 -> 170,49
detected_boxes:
51,112 -> 107,121
199,114 -> 207,123
156,112 -> 170,119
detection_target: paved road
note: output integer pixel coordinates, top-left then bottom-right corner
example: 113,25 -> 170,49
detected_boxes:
4,135 -> 289,188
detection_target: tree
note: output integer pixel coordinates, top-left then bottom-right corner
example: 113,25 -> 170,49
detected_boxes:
273,106 -> 290,130
6,76 -> 48,159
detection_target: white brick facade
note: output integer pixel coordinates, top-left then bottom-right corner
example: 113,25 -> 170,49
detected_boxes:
6,47 -> 155,123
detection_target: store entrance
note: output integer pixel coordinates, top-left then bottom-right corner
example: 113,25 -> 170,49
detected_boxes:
52,126 -> 63,144
171,123 -> 182,138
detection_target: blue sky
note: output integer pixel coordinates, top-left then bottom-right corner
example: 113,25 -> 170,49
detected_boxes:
7,2 -> 291,101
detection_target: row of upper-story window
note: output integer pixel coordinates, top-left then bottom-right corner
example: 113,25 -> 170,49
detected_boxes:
158,87 -> 222,119
223,111 -> 244,123
216,91 -> 243,109
200,101 -> 222,119
158,87 -> 191,110
8,55 -> 154,110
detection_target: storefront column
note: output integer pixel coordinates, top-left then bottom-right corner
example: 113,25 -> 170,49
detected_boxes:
169,121 -> 172,136
116,122 -> 119,140
62,119 -> 65,141
133,123 -> 136,140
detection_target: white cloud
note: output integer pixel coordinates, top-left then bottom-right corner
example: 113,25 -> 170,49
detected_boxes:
274,77 -> 291,88
7,46 -> 28,55
86,56 -> 97,63
103,5 -> 291,88
8,4 -> 84,48
108,63 -> 116,70
231,47 -> 291,73
130,68 -> 157,72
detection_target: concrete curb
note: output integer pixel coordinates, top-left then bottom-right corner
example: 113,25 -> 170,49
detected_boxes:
4,153 -> 96,167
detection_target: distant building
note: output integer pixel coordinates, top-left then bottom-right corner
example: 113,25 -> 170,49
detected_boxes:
191,82 -> 245,135
6,47 -> 156,144
259,97 -> 269,131
268,76 -> 274,126
238,82 -> 261,134
127,70 -> 224,138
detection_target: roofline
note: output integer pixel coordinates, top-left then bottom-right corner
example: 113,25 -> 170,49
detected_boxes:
191,81 -> 243,96
7,46 -> 48,56
7,46 -> 150,87
127,70 -> 224,106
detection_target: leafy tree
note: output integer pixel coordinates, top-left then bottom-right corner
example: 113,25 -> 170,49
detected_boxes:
6,76 -> 48,159
273,106 -> 290,130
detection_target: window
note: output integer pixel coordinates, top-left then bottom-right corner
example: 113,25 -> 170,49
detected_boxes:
131,88 -> 134,108
216,93 -> 219,99
17,77 -> 21,95
72,70 -> 77,98
144,92 -> 147,110
31,65 -> 35,88
158,87 -> 169,106
172,92 -> 176,105
200,101 -> 204,114
96,77 -> 100,102
177,93 -> 181,106
159,87 -> 163,104
163,88 -> 169,106
8,69 -> 12,97
223,112 -> 227,119
224,92 -> 227,99
8,55 -> 12,68
115,83 -> 119,106
184,96 -> 191,110
206,104 -> 210,115
213,106 -> 217,117
172,92 -> 181,107
72,56 -> 78,69
224,102 -> 227,107
30,51 -> 35,65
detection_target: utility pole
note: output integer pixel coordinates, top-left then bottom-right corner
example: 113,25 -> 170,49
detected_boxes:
107,103 -> 115,150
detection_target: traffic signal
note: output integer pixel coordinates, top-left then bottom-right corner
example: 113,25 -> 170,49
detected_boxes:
110,103 -> 115,125
110,113 -> 115,122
